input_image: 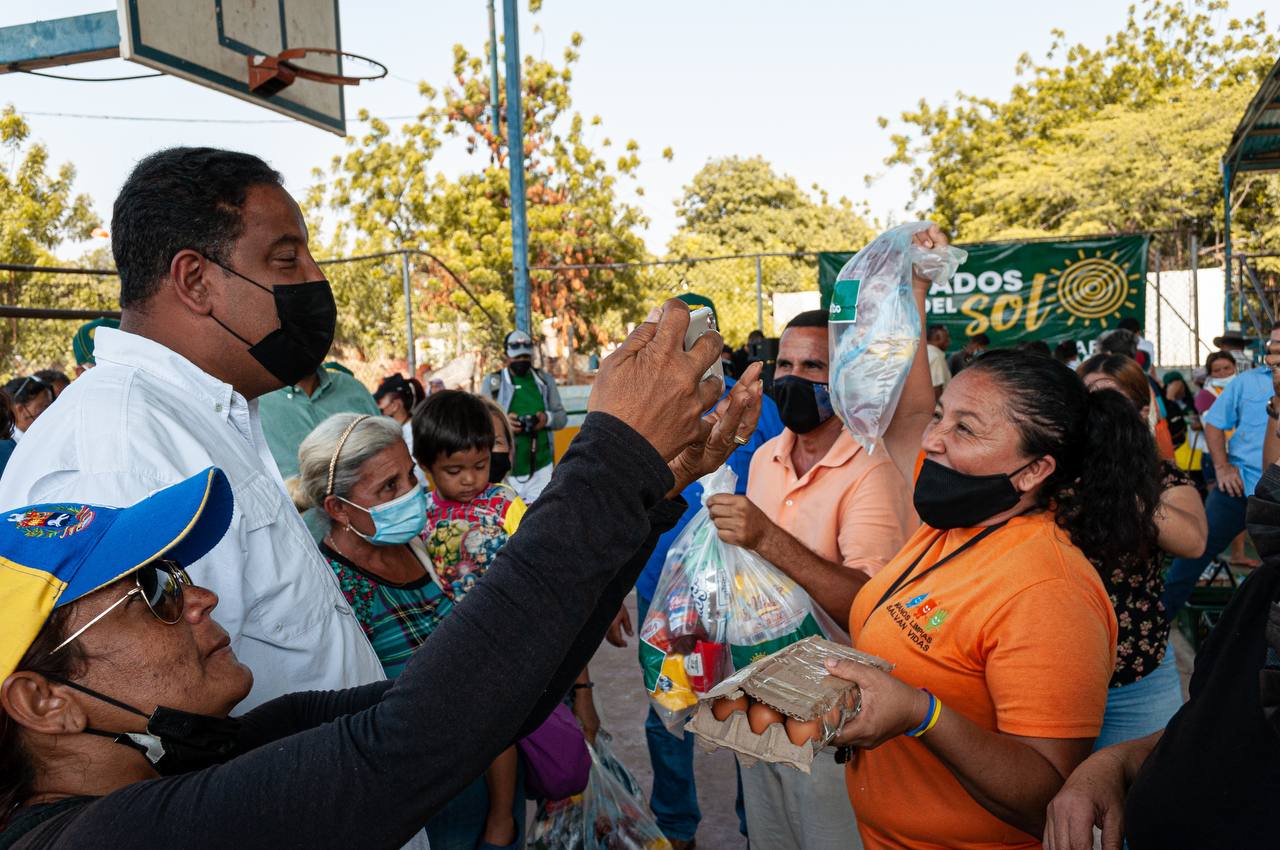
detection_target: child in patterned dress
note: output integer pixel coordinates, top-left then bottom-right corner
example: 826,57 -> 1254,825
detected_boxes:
412,390 -> 526,850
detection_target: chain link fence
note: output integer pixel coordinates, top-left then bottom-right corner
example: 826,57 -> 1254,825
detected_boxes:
0,248 -> 1231,382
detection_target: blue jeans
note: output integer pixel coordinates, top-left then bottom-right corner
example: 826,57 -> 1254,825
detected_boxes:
1164,488 -> 1248,617
636,594 -> 747,842
1094,654 -> 1184,751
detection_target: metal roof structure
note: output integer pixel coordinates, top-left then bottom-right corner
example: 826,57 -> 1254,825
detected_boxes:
1221,54 -> 1280,329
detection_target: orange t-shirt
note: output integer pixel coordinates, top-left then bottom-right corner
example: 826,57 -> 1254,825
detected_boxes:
846,512 -> 1118,850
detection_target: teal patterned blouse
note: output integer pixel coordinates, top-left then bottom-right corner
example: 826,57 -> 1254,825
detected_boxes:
320,539 -> 453,678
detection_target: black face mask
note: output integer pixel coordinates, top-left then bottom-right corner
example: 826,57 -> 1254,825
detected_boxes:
772,375 -> 834,434
488,451 -> 512,483
913,457 -> 1037,529
207,260 -> 337,387
47,675 -> 240,776
508,359 -> 533,378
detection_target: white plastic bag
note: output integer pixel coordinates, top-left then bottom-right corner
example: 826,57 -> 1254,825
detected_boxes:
528,733 -> 672,850
639,466 -> 825,733
828,222 -> 967,450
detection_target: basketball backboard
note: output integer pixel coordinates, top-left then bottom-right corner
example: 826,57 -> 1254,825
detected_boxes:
117,0 -> 346,135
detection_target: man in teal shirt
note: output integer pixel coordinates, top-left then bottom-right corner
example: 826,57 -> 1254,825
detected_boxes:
259,364 -> 381,480
483,331 -> 566,503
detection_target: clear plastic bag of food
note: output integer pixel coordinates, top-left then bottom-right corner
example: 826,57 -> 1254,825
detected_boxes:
528,733 -> 672,850
639,466 -> 825,733
829,222 -> 967,451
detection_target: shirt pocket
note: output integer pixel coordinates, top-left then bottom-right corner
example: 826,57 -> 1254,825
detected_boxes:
233,472 -> 335,642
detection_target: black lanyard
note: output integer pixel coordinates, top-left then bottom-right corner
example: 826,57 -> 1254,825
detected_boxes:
862,521 -> 1008,628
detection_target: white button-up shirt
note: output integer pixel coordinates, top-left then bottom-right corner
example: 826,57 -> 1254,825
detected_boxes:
0,328 -> 385,710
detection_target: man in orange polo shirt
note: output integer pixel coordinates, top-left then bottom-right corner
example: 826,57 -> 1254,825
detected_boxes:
708,309 -> 917,850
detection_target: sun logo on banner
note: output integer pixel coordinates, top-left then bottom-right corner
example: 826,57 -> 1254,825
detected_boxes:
1050,250 -> 1140,328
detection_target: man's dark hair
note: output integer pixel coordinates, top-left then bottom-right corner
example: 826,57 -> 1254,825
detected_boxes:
1053,340 -> 1078,364
927,324 -> 948,340
785,310 -> 828,331
112,147 -> 283,308
969,333 -> 990,347
410,389 -> 495,468
1099,328 -> 1139,360
1118,317 -> 1141,334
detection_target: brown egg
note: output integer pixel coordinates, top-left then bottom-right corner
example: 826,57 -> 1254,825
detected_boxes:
785,716 -> 822,746
711,695 -> 749,721
747,700 -> 784,735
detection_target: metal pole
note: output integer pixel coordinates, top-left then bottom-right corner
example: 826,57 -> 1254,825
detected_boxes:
400,250 -> 416,378
755,255 -> 764,332
486,0 -> 501,138
1191,233 -> 1200,360
1222,159 -> 1233,330
1154,251 -> 1161,366
502,0 -> 531,334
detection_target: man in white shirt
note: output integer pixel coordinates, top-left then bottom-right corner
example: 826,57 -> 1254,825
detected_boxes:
926,323 -> 952,399
0,147 -> 384,711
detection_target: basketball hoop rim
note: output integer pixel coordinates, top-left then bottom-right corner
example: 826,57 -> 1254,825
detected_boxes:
251,46 -> 388,86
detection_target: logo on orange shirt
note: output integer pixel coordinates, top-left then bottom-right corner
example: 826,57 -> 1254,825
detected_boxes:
907,594 -> 951,634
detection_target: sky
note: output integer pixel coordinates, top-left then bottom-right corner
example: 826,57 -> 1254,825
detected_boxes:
3,0 -> 1280,258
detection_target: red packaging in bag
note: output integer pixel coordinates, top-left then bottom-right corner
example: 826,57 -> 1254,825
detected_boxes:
640,612 -> 672,654
684,641 -> 727,692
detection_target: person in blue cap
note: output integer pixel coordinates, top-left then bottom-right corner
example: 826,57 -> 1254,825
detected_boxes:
0,298 -> 762,850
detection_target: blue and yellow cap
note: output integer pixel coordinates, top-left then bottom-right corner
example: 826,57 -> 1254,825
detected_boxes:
0,467 -> 234,681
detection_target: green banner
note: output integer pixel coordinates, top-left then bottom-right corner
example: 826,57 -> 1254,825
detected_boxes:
818,235 -> 1150,346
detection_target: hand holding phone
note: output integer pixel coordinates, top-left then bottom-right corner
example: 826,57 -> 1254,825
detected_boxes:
684,306 -> 725,385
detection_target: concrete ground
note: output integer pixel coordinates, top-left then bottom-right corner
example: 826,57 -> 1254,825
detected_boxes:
586,591 -> 748,850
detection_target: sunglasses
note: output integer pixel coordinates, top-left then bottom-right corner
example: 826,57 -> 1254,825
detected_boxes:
50,560 -> 191,655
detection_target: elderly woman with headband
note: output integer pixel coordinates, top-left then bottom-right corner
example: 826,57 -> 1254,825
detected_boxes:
294,411 -> 523,850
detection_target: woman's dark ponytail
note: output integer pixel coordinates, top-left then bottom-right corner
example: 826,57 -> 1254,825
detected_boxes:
966,350 -> 1160,573
1049,387 -> 1161,571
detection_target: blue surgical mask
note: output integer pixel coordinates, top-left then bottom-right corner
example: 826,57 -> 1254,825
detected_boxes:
341,484 -> 427,545
1208,377 -> 1233,391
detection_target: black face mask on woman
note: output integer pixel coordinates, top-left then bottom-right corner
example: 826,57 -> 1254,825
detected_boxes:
47,675 -> 240,776
488,451 -> 512,483
913,457 -> 1039,529
206,259 -> 337,387
772,375 -> 834,434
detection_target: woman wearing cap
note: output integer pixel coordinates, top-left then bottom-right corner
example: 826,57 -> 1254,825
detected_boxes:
819,225 -> 1158,850
0,303 -> 759,849
374,373 -> 427,485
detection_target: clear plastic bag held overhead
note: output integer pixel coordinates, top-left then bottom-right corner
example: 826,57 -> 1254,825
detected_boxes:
828,222 -> 967,451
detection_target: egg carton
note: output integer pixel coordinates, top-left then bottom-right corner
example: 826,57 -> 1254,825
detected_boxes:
685,636 -> 892,772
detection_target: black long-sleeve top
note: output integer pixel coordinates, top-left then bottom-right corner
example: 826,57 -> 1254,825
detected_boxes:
3,412 -> 682,850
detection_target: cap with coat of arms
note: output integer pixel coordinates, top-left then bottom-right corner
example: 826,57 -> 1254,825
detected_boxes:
0,467 -> 234,682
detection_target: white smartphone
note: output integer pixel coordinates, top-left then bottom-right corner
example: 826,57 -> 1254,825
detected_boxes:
684,306 -> 725,384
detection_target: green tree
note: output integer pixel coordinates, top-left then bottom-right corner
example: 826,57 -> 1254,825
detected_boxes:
882,0 -> 1279,254
308,25 -> 653,365
662,156 -> 873,341
0,106 -> 101,373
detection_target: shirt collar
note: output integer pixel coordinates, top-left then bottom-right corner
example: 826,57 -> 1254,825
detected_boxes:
93,327 -> 239,420
769,425 -> 860,478
286,369 -> 330,400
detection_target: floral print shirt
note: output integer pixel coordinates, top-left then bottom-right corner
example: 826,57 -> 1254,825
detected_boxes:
1100,462 -> 1193,688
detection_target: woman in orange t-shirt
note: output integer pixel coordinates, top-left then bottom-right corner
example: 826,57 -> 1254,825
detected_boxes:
822,225 -> 1160,850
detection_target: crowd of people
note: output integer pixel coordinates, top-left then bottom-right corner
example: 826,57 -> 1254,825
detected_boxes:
0,146 -> 1275,850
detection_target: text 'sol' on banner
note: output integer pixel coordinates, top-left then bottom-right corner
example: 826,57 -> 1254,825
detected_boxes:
818,234 -> 1150,346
